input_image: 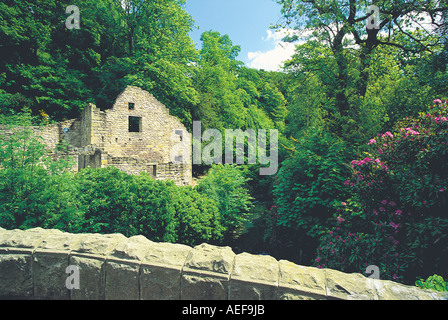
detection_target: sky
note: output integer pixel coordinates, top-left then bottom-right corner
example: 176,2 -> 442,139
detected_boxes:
184,0 -> 296,71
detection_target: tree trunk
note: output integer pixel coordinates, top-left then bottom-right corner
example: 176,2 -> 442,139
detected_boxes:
332,30 -> 350,117
358,28 -> 380,98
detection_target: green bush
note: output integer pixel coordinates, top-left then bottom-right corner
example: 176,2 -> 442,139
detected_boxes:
0,126 -> 81,231
196,164 -> 253,239
0,122 -> 226,246
314,100 -> 448,284
272,129 -> 353,233
415,274 -> 448,292
75,167 -> 224,246
268,128 -> 354,263
314,200 -> 411,282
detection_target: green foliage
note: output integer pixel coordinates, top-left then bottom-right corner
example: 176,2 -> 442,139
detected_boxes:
0,126 -> 80,231
0,129 -> 224,246
0,0 -> 288,138
0,122 -> 226,247
196,164 -> 253,237
278,1 -> 447,144
0,0 -> 199,124
76,167 -> 224,246
192,31 -> 286,137
283,72 -> 329,139
0,106 -> 39,126
268,128 -> 354,263
314,200 -> 412,282
314,100 -> 448,284
273,128 -> 353,233
415,275 -> 448,292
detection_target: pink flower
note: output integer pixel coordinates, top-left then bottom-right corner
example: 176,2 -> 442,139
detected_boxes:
434,99 -> 442,104
368,139 -> 376,145
392,274 -> 399,280
390,222 -> 400,230
403,127 -> 419,135
379,207 -> 386,212
381,200 -> 388,205
395,210 -> 402,215
341,202 -> 347,206
440,188 -> 445,192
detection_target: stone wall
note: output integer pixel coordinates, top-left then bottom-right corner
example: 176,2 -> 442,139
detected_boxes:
0,227 -> 446,300
0,86 -> 192,186
0,119 -> 76,153
88,86 -> 192,185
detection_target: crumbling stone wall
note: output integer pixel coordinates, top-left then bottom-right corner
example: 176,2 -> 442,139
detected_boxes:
0,227 -> 446,300
0,86 -> 192,186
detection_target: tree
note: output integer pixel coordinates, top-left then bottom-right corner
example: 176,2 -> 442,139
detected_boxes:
193,31 -> 245,131
0,0 -> 200,124
276,0 -> 448,129
196,164 -> 253,240
270,128 -> 354,263
0,124 -> 80,231
318,100 -> 448,283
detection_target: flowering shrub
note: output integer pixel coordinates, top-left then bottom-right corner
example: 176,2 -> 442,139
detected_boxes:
315,200 -> 409,282
372,99 -> 448,214
314,99 -> 448,284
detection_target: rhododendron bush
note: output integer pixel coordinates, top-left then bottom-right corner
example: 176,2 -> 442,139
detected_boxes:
314,100 -> 448,285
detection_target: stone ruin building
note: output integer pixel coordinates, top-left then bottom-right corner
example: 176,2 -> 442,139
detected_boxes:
2,86 -> 192,186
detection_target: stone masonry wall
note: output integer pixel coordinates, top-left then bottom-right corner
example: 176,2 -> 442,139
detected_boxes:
0,119 -> 77,153
0,227 -> 446,300
82,86 -> 192,185
0,86 -> 192,186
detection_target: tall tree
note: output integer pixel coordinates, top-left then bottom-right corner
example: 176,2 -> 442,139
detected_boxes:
93,0 -> 200,126
193,31 -> 245,130
276,0 -> 448,118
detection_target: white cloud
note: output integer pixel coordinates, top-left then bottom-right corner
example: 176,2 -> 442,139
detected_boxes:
247,29 -> 299,72
247,43 -> 296,71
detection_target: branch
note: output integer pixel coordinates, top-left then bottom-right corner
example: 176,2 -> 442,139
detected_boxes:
376,40 -> 421,54
392,18 -> 436,53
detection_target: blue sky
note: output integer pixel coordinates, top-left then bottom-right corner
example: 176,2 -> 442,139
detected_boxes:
184,0 -> 296,71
